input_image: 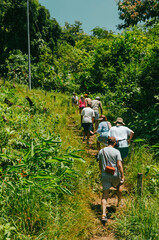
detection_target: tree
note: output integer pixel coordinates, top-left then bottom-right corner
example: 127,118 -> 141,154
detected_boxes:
61,21 -> 84,46
0,0 -> 61,68
118,0 -> 159,29
91,26 -> 113,39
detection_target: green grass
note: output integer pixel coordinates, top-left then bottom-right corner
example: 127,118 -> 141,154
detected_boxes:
114,196 -> 159,240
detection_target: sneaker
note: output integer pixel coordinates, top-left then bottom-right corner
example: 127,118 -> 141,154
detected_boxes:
101,215 -> 108,222
87,141 -> 90,145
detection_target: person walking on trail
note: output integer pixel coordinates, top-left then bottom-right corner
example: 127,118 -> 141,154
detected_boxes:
84,94 -> 91,107
91,96 -> 103,130
97,136 -> 124,222
94,115 -> 112,150
79,95 -> 86,114
81,103 -> 95,144
72,92 -> 78,107
108,117 -> 134,159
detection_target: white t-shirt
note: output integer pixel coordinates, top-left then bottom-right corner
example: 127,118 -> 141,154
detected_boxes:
91,99 -> 102,113
81,107 -> 95,123
108,125 -> 133,148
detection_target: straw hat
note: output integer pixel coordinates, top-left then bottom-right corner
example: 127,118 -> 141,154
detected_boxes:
114,117 -> 125,125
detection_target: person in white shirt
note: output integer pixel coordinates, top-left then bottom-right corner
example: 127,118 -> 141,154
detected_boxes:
108,117 -> 134,159
81,103 -> 95,144
91,96 -> 103,130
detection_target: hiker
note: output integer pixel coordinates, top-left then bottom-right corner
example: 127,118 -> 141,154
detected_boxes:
94,115 -> 112,150
108,117 -> 134,159
72,92 -> 78,107
81,103 -> 95,144
91,96 -> 103,130
97,136 -> 124,222
79,95 -> 86,114
84,94 -> 91,107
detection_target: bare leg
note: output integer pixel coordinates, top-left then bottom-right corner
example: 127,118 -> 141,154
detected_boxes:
101,189 -> 109,217
87,131 -> 90,144
83,130 -> 86,141
117,185 -> 122,207
97,140 -> 100,151
95,120 -> 98,130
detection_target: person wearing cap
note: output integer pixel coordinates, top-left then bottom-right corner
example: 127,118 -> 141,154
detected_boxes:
108,117 -> 134,159
97,136 -> 124,222
72,92 -> 78,107
81,103 -> 95,144
84,94 -> 92,107
94,115 -> 112,150
91,96 -> 103,130
79,95 -> 86,114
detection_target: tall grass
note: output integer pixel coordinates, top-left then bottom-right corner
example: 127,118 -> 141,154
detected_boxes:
114,195 -> 159,239
113,143 -> 159,239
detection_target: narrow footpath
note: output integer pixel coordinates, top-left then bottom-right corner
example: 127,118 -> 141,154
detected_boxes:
67,115 -> 129,240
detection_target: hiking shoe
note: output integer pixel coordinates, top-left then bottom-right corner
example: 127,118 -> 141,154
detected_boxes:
101,215 -> 108,222
87,141 -> 90,145
83,137 -> 85,141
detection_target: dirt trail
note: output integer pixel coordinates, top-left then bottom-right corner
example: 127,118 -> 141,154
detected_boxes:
68,117 -> 128,240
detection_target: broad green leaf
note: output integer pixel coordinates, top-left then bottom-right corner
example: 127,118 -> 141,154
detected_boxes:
133,139 -> 145,143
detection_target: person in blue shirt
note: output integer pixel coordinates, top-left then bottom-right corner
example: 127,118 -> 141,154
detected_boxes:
94,115 -> 112,150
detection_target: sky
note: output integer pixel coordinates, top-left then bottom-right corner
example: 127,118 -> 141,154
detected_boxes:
38,0 -> 122,34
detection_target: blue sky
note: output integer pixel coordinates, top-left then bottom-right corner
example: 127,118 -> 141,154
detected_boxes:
38,0 -> 122,34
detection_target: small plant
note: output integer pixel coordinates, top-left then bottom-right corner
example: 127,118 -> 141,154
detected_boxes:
0,222 -> 16,240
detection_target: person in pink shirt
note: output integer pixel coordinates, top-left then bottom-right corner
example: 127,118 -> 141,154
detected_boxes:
79,95 -> 86,113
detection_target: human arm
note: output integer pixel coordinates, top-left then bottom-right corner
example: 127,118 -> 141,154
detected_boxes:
81,109 -> 84,125
92,110 -> 95,124
128,131 -> 134,144
99,101 -> 103,114
117,160 -> 124,183
92,117 -> 95,124
107,121 -> 112,129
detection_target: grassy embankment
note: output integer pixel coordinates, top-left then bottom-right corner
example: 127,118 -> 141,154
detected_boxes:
0,81 -> 101,239
0,81 -> 158,239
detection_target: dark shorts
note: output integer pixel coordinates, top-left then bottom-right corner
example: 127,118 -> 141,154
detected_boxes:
82,123 -> 92,131
116,147 -> 129,159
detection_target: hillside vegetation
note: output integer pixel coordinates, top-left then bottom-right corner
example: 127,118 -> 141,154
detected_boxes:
0,82 -> 158,239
